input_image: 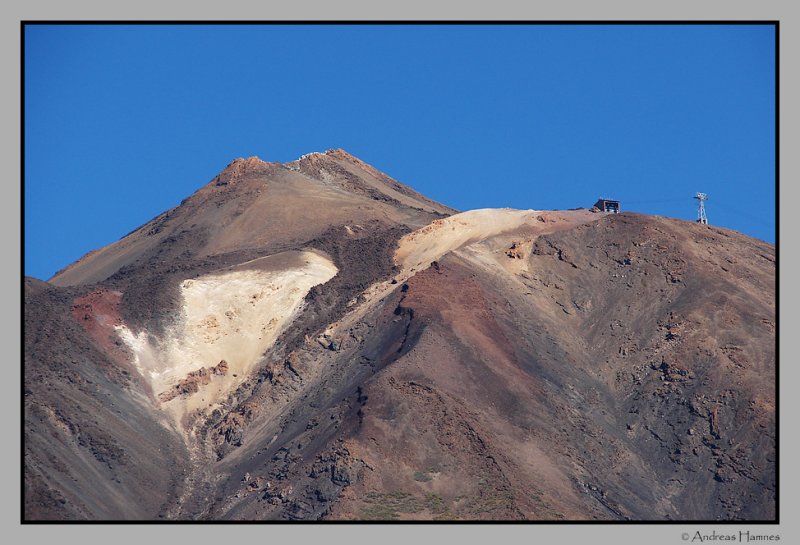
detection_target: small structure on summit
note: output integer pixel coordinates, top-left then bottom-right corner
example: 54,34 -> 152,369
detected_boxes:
593,198 -> 620,214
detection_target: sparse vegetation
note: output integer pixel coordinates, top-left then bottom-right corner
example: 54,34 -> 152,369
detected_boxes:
413,470 -> 432,482
424,493 -> 448,514
360,491 -> 451,520
461,483 -> 516,516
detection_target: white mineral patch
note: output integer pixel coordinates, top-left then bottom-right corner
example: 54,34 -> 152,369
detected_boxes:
115,250 -> 337,425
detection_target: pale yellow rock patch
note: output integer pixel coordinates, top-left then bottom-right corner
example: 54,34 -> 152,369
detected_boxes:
115,250 -> 337,426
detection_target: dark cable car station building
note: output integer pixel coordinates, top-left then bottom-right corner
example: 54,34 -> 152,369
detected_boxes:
593,198 -> 620,214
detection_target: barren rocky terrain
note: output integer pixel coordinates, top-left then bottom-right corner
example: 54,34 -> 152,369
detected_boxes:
24,149 -> 775,520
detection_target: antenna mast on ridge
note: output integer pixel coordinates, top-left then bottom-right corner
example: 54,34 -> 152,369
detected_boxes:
695,192 -> 709,225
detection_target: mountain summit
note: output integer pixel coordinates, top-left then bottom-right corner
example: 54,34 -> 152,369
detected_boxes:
25,151 -> 775,521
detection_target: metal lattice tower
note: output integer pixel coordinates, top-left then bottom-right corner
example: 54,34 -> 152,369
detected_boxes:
694,192 -> 708,225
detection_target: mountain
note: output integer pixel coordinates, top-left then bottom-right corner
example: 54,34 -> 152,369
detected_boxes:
24,149 -> 776,521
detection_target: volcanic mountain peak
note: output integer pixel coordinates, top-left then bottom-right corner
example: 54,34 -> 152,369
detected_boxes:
26,150 -> 775,522
294,148 -> 360,162
212,155 -> 273,186
48,150 -> 453,287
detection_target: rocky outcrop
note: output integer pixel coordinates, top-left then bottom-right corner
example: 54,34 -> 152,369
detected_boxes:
158,360 -> 229,403
212,156 -> 273,186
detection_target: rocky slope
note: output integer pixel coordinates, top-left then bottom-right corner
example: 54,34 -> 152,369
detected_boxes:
24,150 -> 775,520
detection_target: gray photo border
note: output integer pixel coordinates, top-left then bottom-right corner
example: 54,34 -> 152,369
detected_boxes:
5,1 -> 793,544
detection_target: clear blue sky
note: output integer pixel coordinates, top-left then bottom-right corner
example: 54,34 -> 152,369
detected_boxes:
24,24 -> 776,281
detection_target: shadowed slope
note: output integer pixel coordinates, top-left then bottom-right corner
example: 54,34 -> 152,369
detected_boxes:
24,282 -> 189,519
